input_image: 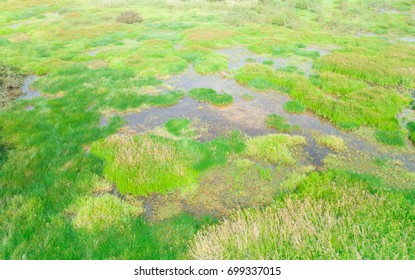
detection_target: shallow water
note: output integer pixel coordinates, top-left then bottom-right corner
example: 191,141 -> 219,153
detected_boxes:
18,75 -> 42,100
216,46 -> 314,76
400,37 -> 415,43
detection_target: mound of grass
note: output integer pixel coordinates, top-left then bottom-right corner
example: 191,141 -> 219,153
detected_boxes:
188,88 -> 233,106
375,130 -> 405,147
283,100 -> 305,114
266,114 -> 293,132
189,172 -> 415,259
316,135 -> 346,152
245,134 -> 306,165
165,118 -> 193,137
262,60 -> 274,66
116,11 -> 143,24
181,46 -> 228,74
71,194 -> 142,231
91,135 -> 197,196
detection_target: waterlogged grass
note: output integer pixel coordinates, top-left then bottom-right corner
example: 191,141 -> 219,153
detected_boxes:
188,88 -> 233,106
236,64 -> 410,132
283,100 -> 305,114
190,171 -> 415,259
245,134 -> 306,165
316,135 -> 347,152
1,0 -> 415,260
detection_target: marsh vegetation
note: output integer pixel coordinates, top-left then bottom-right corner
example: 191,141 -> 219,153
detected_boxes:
1,0 -> 415,260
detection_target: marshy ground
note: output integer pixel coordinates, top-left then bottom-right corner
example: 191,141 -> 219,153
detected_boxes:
1,0 -> 415,260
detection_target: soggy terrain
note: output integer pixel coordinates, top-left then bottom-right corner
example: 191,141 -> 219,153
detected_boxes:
1,0 -> 415,260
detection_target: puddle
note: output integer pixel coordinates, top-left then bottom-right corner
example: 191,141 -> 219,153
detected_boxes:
216,46 -> 314,76
400,37 -> 415,43
18,75 -> 42,100
87,50 -> 100,56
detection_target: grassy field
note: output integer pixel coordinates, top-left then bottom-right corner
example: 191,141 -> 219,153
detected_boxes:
1,0 -> 415,260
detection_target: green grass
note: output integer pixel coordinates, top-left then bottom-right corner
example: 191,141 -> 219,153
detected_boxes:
375,130 -> 406,147
283,100 -> 305,114
190,171 -> 415,259
266,114 -> 295,132
188,88 -> 233,106
165,118 -> 193,136
407,121 -> 415,144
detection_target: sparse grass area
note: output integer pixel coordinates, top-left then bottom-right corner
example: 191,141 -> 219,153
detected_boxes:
316,135 -> 346,152
283,100 -> 305,114
188,88 -> 233,106
0,63 -> 23,107
190,171 -> 415,259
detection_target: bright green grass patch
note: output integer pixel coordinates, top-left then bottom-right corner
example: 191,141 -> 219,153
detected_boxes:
188,88 -> 233,106
262,60 -> 274,66
165,118 -> 193,137
71,194 -> 143,231
91,134 -> 198,196
283,100 -> 305,114
375,130 -> 406,147
189,171 -> 415,259
316,135 -> 346,152
245,134 -> 306,165
266,114 -> 295,132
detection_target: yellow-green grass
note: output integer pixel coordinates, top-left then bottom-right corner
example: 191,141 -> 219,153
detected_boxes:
189,172 -> 415,259
316,135 -> 347,152
266,114 -> 296,132
70,194 -> 143,231
245,134 -> 306,165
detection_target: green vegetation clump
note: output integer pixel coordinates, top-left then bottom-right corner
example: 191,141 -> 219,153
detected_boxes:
406,121 -> 415,144
165,118 -> 193,137
188,88 -> 233,106
242,93 -> 254,100
316,135 -> 346,152
375,130 -> 405,147
189,172 -> 415,259
71,194 -> 143,231
245,134 -> 306,165
91,135 -> 198,196
266,114 -> 294,132
283,100 -> 305,113
116,11 -> 143,24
